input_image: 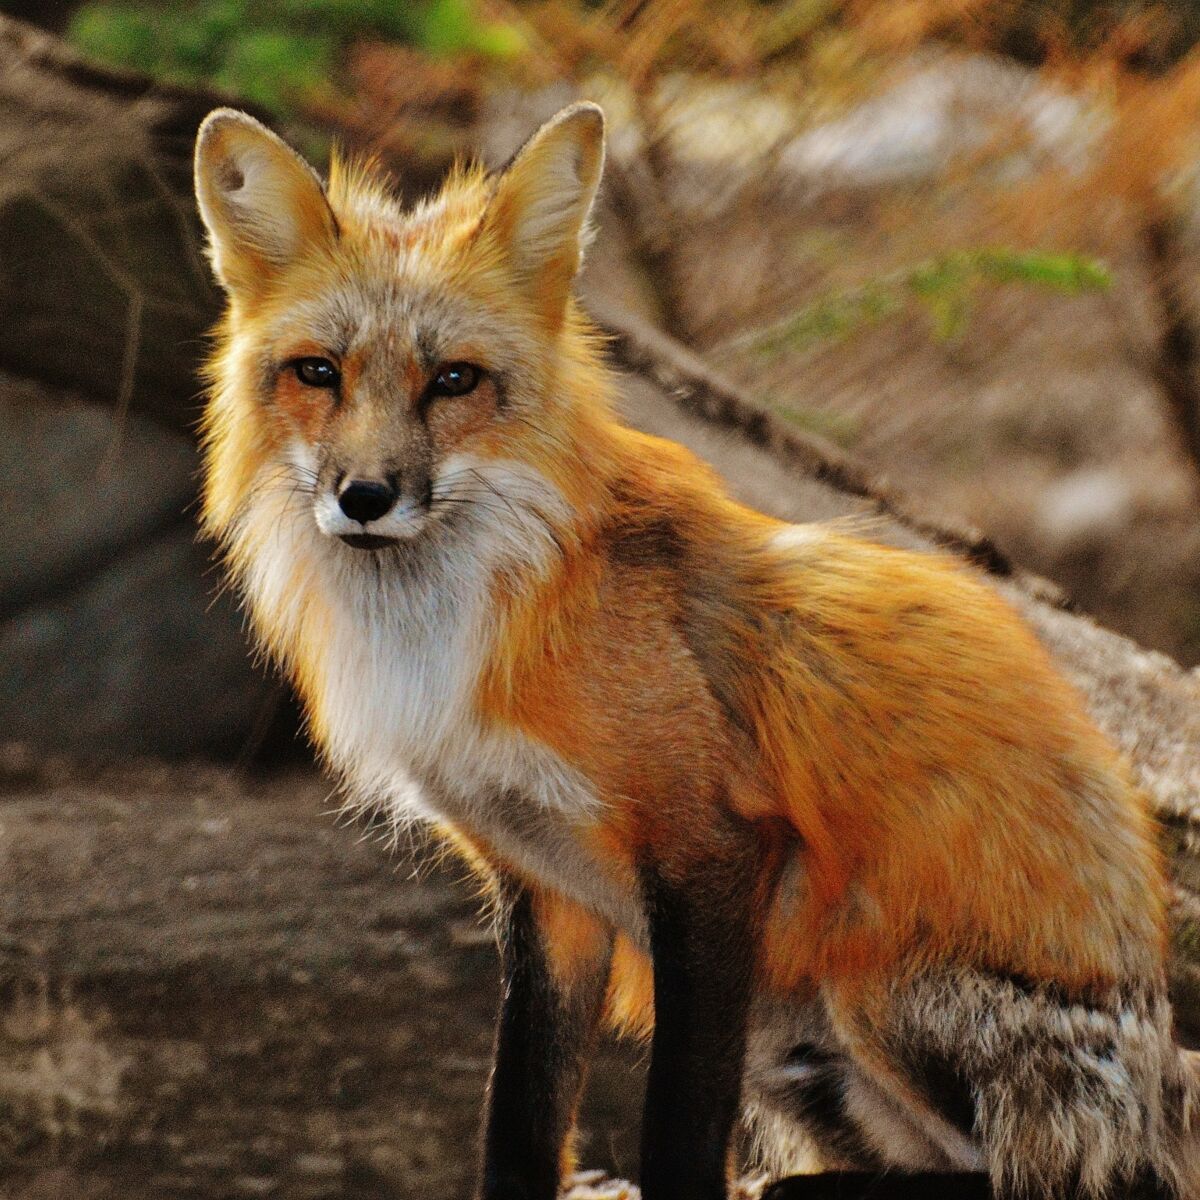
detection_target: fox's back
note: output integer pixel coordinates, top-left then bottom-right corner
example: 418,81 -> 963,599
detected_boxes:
464,423 -> 1164,995
746,526 -> 1163,989
497,443 -> 1168,994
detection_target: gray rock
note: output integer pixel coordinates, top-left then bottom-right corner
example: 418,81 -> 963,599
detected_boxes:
0,511 -> 275,758
0,372 -> 196,607
0,16 -> 229,432
0,17 -> 291,758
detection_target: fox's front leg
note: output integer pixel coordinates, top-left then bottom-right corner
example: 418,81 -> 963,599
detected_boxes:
478,881 -> 613,1200
640,824 -> 762,1200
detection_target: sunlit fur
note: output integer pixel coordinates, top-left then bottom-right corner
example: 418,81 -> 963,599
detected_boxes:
196,106 -> 1198,1198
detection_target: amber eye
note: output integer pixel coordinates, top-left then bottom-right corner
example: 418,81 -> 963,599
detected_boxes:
294,357 -> 340,388
428,362 -> 481,399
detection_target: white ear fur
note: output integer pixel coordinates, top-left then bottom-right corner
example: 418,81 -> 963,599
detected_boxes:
486,102 -> 606,308
194,108 -> 337,296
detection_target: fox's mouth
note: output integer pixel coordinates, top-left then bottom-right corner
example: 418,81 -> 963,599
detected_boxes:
338,533 -> 399,551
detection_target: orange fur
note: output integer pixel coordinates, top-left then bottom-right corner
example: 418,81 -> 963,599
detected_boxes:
474,418 -> 1164,1005
194,105 -> 1183,1196
606,933 -> 655,1039
196,109 -> 1165,1008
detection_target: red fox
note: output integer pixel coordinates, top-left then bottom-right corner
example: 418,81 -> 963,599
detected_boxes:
193,102 -> 1198,1200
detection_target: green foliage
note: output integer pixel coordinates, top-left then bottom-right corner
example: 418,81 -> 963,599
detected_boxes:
746,249 -> 1113,357
69,0 -> 523,114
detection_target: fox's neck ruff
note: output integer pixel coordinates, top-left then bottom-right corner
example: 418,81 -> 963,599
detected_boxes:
222,422 -> 650,936
228,430 -> 608,810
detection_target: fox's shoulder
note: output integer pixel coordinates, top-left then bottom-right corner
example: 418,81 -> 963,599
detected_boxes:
590,432 -> 1091,730
592,425 -> 966,602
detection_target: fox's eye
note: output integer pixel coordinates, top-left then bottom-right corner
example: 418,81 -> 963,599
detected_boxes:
428,362 -> 481,399
294,357 -> 340,388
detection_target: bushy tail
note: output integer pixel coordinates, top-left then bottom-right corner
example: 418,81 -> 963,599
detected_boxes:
1171,1049 -> 1200,1197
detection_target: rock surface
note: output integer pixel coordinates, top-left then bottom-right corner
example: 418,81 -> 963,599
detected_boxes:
0,760 -> 643,1198
0,17 -> 289,759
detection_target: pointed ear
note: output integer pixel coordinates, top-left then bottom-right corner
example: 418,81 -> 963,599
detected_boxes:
194,109 -> 337,298
484,102 -> 605,322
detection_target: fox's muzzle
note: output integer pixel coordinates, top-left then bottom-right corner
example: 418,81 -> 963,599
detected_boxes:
314,464 -> 433,547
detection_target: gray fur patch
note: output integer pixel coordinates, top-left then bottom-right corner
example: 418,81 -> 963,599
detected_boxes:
742,972 -> 1198,1198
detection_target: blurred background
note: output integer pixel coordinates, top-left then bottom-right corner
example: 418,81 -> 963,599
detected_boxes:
3,1 -> 1200,1196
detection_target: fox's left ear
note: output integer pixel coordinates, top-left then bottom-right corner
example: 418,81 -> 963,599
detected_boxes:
194,108 -> 338,299
484,102 -> 605,323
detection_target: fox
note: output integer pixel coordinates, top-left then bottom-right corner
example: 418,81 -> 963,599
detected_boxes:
193,101 -> 1198,1200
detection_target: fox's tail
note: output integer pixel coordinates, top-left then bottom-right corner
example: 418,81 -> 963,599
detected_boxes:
1169,1048 -> 1200,1197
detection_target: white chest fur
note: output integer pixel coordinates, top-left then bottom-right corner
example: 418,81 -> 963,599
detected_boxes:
235,453 -> 646,941
316,543 -> 590,813
308,541 -> 644,940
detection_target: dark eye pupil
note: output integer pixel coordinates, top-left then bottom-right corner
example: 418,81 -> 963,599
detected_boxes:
432,362 -> 479,397
295,358 -> 338,388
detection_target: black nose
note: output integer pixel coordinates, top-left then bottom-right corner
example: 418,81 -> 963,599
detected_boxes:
338,479 -> 396,524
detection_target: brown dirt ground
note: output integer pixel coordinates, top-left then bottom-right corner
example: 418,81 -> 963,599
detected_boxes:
0,759 -> 645,1199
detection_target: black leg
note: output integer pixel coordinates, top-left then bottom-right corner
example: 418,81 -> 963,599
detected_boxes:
639,835 -> 761,1200
762,1172 -> 992,1199
477,882 -> 612,1200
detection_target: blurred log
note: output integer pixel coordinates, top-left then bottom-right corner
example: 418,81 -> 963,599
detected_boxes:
591,299 -> 1057,592
1141,211 -> 1200,482
0,14 -> 255,433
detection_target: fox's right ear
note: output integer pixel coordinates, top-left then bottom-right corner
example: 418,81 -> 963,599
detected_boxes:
194,109 -> 337,298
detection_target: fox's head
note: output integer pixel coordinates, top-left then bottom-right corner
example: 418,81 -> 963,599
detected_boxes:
194,103 -> 610,573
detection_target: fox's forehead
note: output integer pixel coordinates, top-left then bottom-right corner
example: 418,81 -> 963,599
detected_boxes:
254,162 -> 499,346
262,266 -> 524,377
329,156 -> 491,246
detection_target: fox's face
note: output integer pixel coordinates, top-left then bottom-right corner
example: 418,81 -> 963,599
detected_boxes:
194,104 -> 605,553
